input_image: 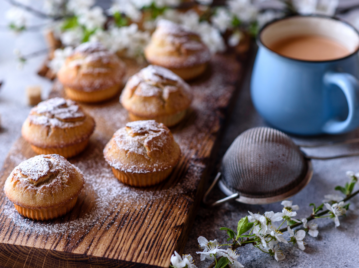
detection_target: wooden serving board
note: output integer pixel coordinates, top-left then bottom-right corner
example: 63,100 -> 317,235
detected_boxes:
0,53 -> 244,267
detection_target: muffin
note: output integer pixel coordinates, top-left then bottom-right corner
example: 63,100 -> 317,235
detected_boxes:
104,120 -> 181,187
22,97 -> 95,158
4,154 -> 84,220
57,42 -> 126,103
144,20 -> 211,80
120,65 -> 192,127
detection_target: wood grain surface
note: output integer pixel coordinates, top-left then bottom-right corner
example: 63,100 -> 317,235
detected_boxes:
0,53 -> 244,268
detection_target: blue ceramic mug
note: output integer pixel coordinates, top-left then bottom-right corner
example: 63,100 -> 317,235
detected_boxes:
251,16 -> 359,135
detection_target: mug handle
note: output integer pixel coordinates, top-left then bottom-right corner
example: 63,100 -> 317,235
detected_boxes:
322,71 -> 359,134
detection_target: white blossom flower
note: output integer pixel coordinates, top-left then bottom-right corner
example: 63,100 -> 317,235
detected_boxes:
248,211 -> 267,234
219,248 -> 244,268
325,201 -> 347,227
272,244 -> 285,262
196,22 -> 225,54
288,227 -> 306,251
266,225 -> 288,244
301,218 -> 319,237
257,11 -> 283,28
315,0 -> 338,16
67,0 -> 95,13
228,31 -> 242,47
323,194 -> 343,203
197,236 -> 225,261
265,211 -> 283,224
198,236 -> 219,251
228,0 -> 258,23
78,7 -> 106,30
107,24 -> 150,59
109,0 -> 142,22
212,8 -> 232,33
48,47 -> 74,73
293,0 -> 338,16
170,251 -> 197,268
281,200 -> 299,211
43,0 -> 67,16
346,171 -> 354,178
60,27 -> 84,46
6,7 -> 28,29
89,29 -> 112,50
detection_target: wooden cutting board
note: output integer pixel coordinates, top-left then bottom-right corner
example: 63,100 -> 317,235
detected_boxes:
0,53 -> 245,268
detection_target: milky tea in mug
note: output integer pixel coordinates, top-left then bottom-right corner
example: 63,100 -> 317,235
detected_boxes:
269,35 -> 350,61
251,16 -> 359,135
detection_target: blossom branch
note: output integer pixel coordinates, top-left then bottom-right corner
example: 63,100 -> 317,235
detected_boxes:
5,0 -> 67,20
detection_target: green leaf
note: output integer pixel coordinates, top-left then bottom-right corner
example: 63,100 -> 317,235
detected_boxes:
113,11 -> 128,27
220,227 -> 236,241
82,28 -> 96,43
9,23 -> 26,32
335,186 -> 347,195
61,16 -> 79,30
348,182 -> 356,195
314,204 -> 324,214
343,203 -> 350,210
231,15 -> 241,27
248,21 -> 259,36
288,219 -> 299,226
237,217 -> 254,238
215,257 -> 229,268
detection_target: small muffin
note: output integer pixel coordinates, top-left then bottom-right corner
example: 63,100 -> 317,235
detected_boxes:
4,154 -> 84,220
104,120 -> 181,187
22,97 -> 95,158
120,65 -> 192,127
57,42 -> 126,103
144,20 -> 211,80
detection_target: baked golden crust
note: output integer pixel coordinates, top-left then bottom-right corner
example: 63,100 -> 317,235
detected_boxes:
144,20 -> 211,70
120,65 -> 192,125
57,42 -> 126,92
103,120 -> 181,174
22,97 -> 95,151
4,154 -> 84,210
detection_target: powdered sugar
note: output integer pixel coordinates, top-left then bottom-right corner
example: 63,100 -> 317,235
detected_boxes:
18,156 -> 51,184
1,55 -> 238,246
29,97 -> 86,128
148,20 -> 211,67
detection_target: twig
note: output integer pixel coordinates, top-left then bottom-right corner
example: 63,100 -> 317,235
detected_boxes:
5,0 -> 69,20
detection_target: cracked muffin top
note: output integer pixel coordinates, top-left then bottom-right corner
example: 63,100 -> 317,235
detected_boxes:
144,20 -> 211,69
103,120 -> 181,173
22,98 -> 95,148
57,42 -> 126,92
120,65 -> 192,117
4,154 -> 84,209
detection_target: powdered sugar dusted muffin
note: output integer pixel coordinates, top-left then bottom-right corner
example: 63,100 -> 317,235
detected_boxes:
4,154 -> 84,220
57,42 -> 126,103
144,20 -> 211,80
120,65 -> 192,127
22,97 -> 95,158
103,120 -> 181,187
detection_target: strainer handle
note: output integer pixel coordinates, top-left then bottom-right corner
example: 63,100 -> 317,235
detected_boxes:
202,173 -> 239,207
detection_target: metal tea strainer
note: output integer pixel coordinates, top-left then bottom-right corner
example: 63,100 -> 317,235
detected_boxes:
203,127 -> 359,206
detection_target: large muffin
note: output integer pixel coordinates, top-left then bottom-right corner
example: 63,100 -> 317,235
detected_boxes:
120,65 -> 192,127
144,20 -> 211,80
103,120 -> 181,187
57,42 -> 126,103
4,154 -> 84,220
22,97 -> 95,158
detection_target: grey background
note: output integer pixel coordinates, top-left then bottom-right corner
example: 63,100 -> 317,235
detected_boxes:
1,1 -> 359,268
